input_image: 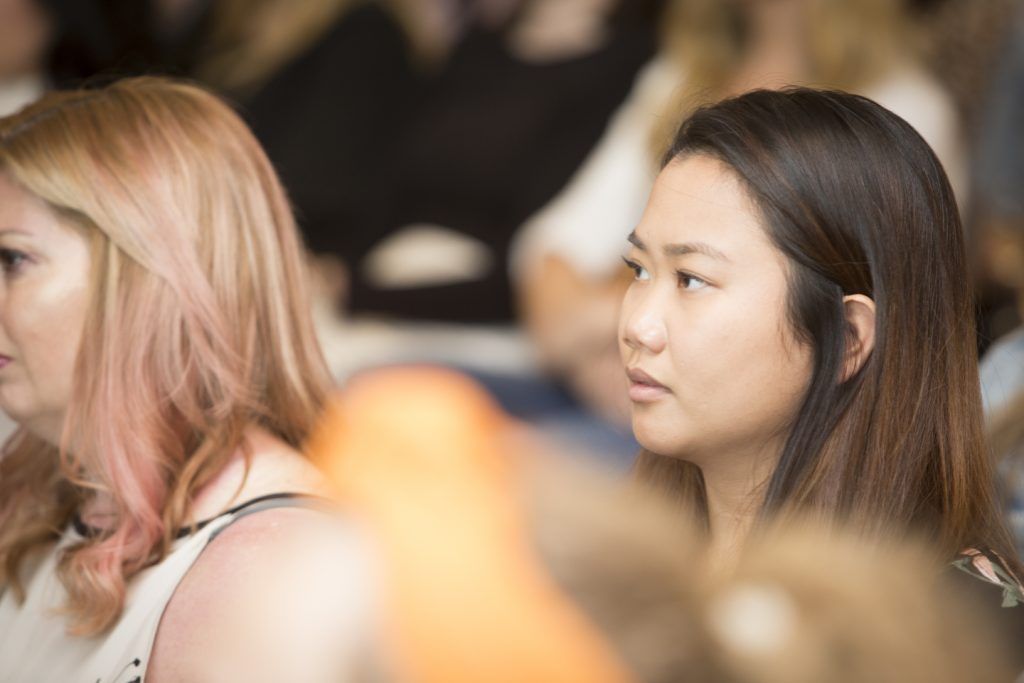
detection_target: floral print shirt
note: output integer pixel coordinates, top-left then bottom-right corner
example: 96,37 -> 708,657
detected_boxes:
952,547 -> 1024,608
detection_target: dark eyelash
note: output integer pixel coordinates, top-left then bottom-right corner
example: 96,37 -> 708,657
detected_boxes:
676,271 -> 705,288
0,248 -> 29,274
621,256 -> 642,276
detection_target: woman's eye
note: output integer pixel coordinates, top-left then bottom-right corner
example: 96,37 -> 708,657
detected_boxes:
622,257 -> 650,281
0,248 -> 29,275
677,271 -> 708,291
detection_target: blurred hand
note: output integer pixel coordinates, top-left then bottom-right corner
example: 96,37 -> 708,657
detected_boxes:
520,255 -> 632,427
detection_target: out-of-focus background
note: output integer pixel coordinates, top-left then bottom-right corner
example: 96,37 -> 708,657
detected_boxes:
1,0 -> 1022,471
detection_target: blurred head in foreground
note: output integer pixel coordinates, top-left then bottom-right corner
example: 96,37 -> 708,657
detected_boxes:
310,366 -> 1014,682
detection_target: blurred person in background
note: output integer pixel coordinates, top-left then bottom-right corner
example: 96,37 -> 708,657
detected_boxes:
906,0 -> 1018,137
514,0 -> 965,432
312,0 -> 663,467
907,0 -> 1021,357
0,77 -> 371,681
40,0 -> 426,293
0,0 -> 50,116
193,0 -> 424,270
618,88 -> 1024,655
976,4 -> 1024,559
346,0 -> 661,323
311,366 -> 1016,682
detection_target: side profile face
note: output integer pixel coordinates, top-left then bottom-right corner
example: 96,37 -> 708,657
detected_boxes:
0,172 -> 91,443
619,154 -> 813,472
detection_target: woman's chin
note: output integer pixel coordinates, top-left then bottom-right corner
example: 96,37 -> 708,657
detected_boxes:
632,424 -> 687,460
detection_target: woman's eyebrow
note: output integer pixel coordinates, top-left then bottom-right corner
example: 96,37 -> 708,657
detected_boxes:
0,228 -> 31,236
626,231 -> 729,262
663,241 -> 730,262
626,230 -> 646,251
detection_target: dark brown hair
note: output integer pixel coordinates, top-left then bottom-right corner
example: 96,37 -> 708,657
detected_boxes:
636,87 -> 1017,565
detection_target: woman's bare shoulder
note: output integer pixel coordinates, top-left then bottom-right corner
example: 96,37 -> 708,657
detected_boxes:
148,422 -> 373,681
148,505 -> 377,682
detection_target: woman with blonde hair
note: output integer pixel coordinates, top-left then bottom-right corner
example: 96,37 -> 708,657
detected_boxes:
513,0 -> 965,426
0,77 -> 372,680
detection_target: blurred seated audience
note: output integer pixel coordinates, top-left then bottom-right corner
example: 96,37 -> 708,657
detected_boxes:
41,0 -> 424,287
908,0 -> 1021,356
347,0 -> 660,324
196,0 -> 423,268
311,0 -> 662,466
908,0 -> 1018,140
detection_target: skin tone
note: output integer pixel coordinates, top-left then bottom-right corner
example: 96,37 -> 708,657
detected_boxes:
149,505 -> 376,682
619,154 -> 875,565
0,173 -> 91,444
0,173 -> 366,677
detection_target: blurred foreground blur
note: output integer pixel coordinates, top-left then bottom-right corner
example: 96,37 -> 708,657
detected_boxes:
305,366 -> 1018,683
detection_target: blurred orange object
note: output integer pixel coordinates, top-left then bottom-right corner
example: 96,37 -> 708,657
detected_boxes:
308,366 -> 636,683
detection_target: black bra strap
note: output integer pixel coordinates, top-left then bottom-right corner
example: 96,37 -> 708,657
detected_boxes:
204,492 -> 335,540
72,492 -> 334,540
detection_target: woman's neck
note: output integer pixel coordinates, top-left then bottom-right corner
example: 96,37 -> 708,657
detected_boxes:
697,438 -> 783,568
77,424 -> 331,532
177,424 -> 332,522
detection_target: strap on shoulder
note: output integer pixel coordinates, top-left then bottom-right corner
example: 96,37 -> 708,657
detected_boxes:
185,492 -> 335,541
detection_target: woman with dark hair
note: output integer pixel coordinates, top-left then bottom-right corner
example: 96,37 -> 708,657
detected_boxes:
618,88 -> 1024,634
516,0 -> 964,431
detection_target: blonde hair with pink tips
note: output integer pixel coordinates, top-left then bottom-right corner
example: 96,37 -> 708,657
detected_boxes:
0,77 -> 332,634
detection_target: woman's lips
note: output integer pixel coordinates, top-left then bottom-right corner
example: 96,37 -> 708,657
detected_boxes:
626,367 -> 670,402
0,355 -> 11,370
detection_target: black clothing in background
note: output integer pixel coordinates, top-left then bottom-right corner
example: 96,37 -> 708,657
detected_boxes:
40,1 -> 655,324
235,5 -> 420,260
40,0 -> 420,266
42,0 -> 206,83
348,22 -> 656,323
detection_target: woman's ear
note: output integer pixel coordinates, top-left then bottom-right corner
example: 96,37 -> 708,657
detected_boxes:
841,294 -> 876,382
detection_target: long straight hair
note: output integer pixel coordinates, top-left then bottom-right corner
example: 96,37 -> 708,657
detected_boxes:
636,88 -> 1018,568
0,77 -> 333,634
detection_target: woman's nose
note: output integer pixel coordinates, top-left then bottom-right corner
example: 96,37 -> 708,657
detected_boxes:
621,302 -> 666,354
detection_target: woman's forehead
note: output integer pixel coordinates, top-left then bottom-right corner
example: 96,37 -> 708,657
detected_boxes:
636,156 -> 771,258
0,174 -> 87,245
